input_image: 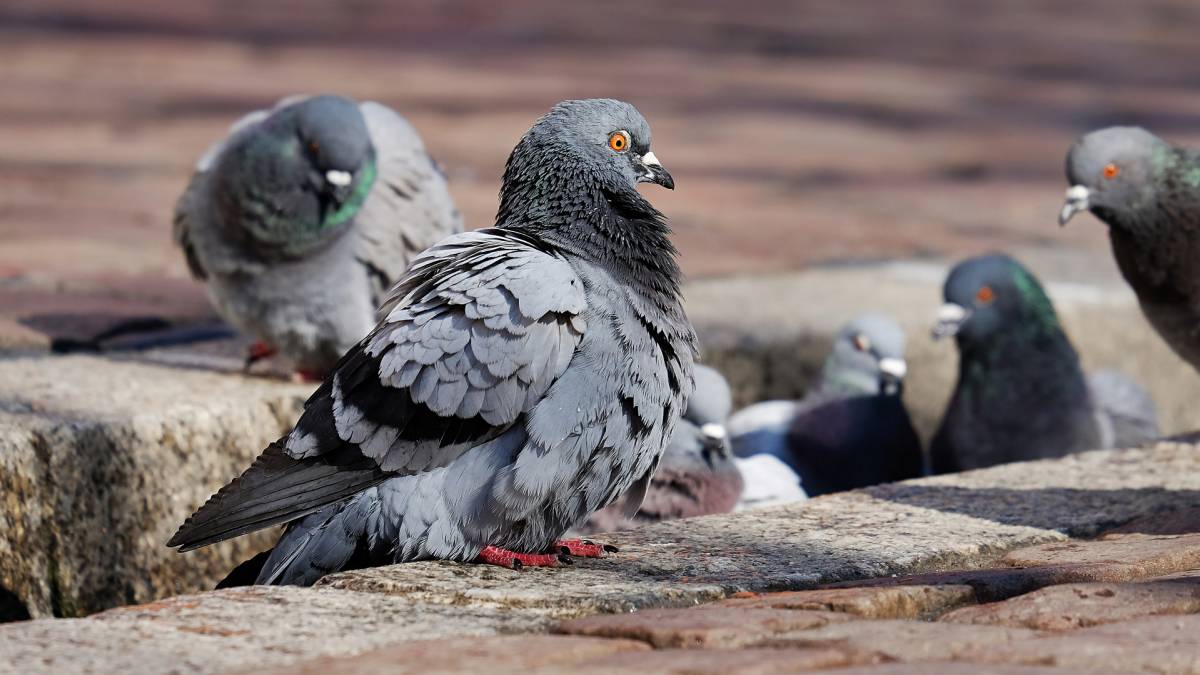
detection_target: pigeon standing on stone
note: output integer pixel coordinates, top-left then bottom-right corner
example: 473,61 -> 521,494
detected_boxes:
174,94 -> 463,377
728,312 -> 923,497
169,99 -> 695,586
580,365 -> 743,532
1059,127 -> 1200,372
930,253 -> 1159,474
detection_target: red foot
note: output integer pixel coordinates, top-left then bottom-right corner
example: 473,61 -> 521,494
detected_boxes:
476,545 -> 566,569
554,539 -> 618,558
245,341 -> 277,367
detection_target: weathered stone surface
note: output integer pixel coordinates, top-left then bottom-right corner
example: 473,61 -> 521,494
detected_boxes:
555,607 -> 852,649
716,585 -> 976,619
1105,506 -> 1200,536
810,666 -> 1131,675
823,565 -> 1125,603
0,355 -> 311,617
255,635 -> 651,675
940,572 -> 1200,630
971,635 -> 1200,673
0,586 -> 553,674
1072,614 -> 1200,644
1002,534 -> 1200,576
574,647 -> 853,674
764,618 -> 1041,662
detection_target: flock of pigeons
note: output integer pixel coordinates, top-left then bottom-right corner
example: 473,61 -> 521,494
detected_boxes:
156,94 -> 1193,587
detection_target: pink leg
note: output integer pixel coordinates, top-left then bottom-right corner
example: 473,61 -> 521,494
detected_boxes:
245,340 -> 277,368
476,545 -> 567,569
554,539 -> 619,558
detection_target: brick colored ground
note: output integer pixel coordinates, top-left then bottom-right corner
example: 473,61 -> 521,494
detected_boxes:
3,0 -> 1200,344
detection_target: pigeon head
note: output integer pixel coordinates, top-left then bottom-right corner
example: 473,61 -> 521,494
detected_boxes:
497,99 -> 674,226
215,95 -> 377,256
933,254 -> 1062,350
685,365 -> 733,426
821,312 -> 908,397
1060,126 -> 1166,228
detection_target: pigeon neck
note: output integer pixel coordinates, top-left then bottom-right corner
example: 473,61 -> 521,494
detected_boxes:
959,328 -> 1088,405
497,161 -> 684,301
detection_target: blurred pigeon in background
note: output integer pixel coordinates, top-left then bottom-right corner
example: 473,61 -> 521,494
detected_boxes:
729,312 -> 923,497
1060,127 -> 1200,373
174,94 -> 463,377
580,365 -> 744,532
170,98 -> 695,585
930,253 -> 1159,474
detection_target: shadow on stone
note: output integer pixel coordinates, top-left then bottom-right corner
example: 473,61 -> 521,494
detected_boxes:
867,483 -> 1200,538
0,587 -> 31,624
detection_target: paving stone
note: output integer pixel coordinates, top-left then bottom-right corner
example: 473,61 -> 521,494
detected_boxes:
1106,507 -> 1200,536
823,565 -> 1119,603
0,586 -> 552,675
762,618 -> 1041,662
0,355 -> 311,617
1072,613 -> 1200,645
254,635 -> 651,675
554,607 -> 853,649
569,646 -> 853,674
810,665 -> 1133,675
970,635 -> 1200,673
715,585 -> 976,619
939,572 -> 1200,631
1002,534 -> 1200,577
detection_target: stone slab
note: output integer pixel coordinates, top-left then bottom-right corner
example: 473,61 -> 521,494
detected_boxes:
1072,613 -> 1200,645
715,585 -> 976,620
811,666 -> 1133,675
555,607 -> 852,649
254,635 -> 651,675
971,635 -> 1200,674
764,618 -> 1042,662
1002,533 -> 1200,574
0,586 -> 551,675
940,572 -> 1200,631
0,355 -> 311,617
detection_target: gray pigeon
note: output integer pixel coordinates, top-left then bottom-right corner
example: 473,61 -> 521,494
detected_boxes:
580,365 -> 743,532
729,312 -> 923,496
930,253 -> 1159,474
1059,127 -> 1200,372
170,99 -> 695,585
174,94 -> 463,377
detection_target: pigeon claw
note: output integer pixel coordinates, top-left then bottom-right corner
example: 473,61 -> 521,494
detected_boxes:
476,546 -> 562,569
553,539 -> 613,558
245,341 -> 278,368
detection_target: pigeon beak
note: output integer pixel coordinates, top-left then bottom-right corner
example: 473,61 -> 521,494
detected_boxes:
325,170 -> 353,188
932,303 -> 970,340
1059,185 -> 1090,226
638,151 -> 675,190
699,422 -> 730,465
878,357 -> 908,381
700,422 -> 728,442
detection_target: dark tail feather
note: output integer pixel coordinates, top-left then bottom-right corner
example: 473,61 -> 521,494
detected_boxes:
168,439 -> 389,552
256,496 -> 378,586
216,549 -> 273,589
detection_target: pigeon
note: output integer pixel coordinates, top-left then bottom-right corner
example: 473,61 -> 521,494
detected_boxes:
580,365 -> 743,532
729,312 -> 923,497
930,253 -> 1159,474
169,99 -> 695,585
174,94 -> 463,377
1059,126 -> 1200,372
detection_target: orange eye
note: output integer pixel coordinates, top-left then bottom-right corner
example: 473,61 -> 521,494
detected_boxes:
308,141 -> 320,155
975,285 -> 995,304
608,131 -> 629,153
1102,163 -> 1120,179
852,334 -> 871,352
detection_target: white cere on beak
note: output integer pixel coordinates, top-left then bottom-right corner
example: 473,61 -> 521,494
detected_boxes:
932,303 -> 970,339
1059,185 -> 1090,225
877,357 -> 908,380
700,422 -> 727,441
641,151 -> 663,180
325,170 -> 353,187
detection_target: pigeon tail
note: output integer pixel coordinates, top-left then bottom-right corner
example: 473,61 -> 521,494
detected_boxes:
168,439 -> 388,552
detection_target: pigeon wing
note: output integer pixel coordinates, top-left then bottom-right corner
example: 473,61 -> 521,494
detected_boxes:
355,101 -> 465,305
168,229 -> 587,551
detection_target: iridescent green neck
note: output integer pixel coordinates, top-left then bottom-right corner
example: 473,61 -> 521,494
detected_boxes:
325,158 -> 376,229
